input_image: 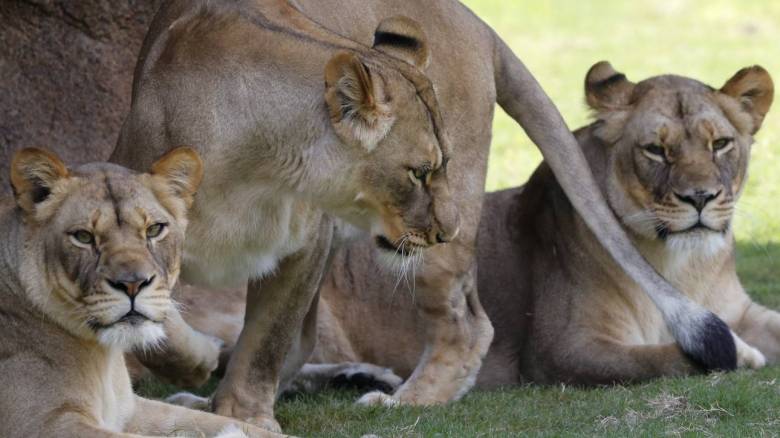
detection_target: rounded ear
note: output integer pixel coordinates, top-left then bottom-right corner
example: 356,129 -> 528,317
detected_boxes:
585,61 -> 636,111
10,147 -> 69,214
150,147 -> 204,209
324,51 -> 394,151
720,65 -> 774,134
372,16 -> 430,70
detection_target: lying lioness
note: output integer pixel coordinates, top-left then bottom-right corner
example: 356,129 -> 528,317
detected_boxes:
0,148 -> 277,437
309,62 -> 776,390
169,63 -> 775,395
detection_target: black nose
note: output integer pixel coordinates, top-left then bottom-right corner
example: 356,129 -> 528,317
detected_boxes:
674,189 -> 721,212
107,274 -> 155,298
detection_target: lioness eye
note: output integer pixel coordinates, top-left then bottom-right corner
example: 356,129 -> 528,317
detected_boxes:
644,144 -> 665,156
146,223 -> 167,238
413,165 -> 431,181
641,144 -> 666,162
72,230 -> 94,245
712,137 -> 733,151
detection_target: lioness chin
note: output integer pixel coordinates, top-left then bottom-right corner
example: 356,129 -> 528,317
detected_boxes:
0,148 -> 277,438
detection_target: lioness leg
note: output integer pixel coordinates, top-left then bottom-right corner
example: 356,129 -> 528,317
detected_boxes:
212,217 -> 333,431
127,396 -> 277,437
547,337 -> 702,384
545,332 -> 763,384
360,265 -> 494,406
133,304 -> 222,388
736,302 -> 780,363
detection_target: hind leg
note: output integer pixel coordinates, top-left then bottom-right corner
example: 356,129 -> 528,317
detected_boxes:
358,264 -> 494,406
735,301 -> 780,364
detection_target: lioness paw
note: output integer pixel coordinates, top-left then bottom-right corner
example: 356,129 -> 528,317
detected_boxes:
215,424 -> 248,438
732,331 -> 767,369
357,390 -> 400,407
165,391 -> 210,410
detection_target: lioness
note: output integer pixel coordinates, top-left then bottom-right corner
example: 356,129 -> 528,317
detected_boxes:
0,148 -> 277,437
112,0 -> 737,428
309,63 -> 776,387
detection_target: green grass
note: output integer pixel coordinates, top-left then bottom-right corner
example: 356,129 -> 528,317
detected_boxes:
137,1 -> 780,435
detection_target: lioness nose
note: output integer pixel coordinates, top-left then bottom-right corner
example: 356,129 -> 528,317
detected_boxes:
674,189 -> 721,212
107,274 -> 155,298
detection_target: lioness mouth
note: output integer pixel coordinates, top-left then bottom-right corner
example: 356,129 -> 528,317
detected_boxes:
118,309 -> 150,326
659,221 -> 723,239
375,235 -> 416,256
88,310 -> 153,331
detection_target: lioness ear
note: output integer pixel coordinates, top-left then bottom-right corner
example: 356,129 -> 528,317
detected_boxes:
324,51 -> 394,151
585,61 -> 636,111
720,66 -> 774,134
150,147 -> 203,209
10,147 -> 69,215
373,16 -> 430,70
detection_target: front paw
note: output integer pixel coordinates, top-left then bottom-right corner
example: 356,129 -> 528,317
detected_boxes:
356,390 -> 400,407
215,424 -> 248,438
165,391 -> 211,410
182,332 -> 223,385
139,331 -> 222,388
733,331 -> 767,369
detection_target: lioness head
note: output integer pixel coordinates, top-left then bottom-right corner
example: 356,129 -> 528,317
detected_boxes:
585,62 -> 773,253
11,147 -> 202,350
323,16 -> 459,257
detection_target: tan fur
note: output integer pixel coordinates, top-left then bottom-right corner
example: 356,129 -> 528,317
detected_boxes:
0,149 -> 279,438
111,1 -> 741,429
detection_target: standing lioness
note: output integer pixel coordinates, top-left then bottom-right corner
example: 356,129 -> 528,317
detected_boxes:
0,148 -> 278,437
114,0 -> 737,428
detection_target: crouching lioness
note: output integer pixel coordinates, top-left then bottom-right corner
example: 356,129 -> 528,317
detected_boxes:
307,62 -> 777,389
0,148 -> 278,437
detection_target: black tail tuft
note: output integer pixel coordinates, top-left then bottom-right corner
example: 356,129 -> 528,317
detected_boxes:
684,312 -> 737,372
331,372 -> 396,394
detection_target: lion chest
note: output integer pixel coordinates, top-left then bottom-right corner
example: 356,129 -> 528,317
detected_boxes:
181,187 -> 318,288
84,349 -> 136,431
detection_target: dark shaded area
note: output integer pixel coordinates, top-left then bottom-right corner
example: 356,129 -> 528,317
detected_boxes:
0,0 -> 163,195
